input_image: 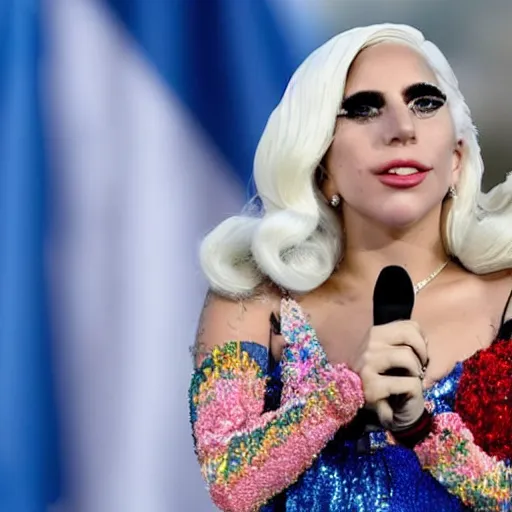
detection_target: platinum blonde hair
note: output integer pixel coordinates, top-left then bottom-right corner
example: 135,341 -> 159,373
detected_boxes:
200,23 -> 512,297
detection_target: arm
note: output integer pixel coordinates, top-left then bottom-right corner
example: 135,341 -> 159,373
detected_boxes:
410,277 -> 512,511
414,411 -> 511,512
189,292 -> 364,512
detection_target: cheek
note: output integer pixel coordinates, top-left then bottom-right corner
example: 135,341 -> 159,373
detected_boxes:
334,165 -> 368,202
429,115 -> 457,155
434,140 -> 458,170
328,135 -> 377,199
328,135 -> 366,175
423,124 -> 457,167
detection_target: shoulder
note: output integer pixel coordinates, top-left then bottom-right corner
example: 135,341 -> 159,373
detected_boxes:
497,269 -> 512,320
200,285 -> 281,329
474,268 -> 512,321
478,268 -> 512,291
193,283 -> 282,367
442,265 -> 511,319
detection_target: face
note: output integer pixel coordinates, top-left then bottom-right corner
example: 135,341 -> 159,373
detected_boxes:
322,42 -> 462,230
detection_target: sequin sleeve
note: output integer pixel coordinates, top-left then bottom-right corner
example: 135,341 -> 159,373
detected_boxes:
414,412 -> 512,511
189,340 -> 364,512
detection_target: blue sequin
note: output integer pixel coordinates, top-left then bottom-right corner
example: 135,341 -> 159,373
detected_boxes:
277,443 -> 467,511
239,340 -> 471,512
424,362 -> 464,415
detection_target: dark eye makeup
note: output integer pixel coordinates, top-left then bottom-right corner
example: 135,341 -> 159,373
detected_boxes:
337,82 -> 447,121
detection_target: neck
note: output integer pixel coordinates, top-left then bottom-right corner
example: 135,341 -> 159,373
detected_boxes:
335,207 -> 450,293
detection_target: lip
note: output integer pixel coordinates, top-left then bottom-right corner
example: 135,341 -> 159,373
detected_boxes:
377,171 -> 428,189
375,159 -> 432,174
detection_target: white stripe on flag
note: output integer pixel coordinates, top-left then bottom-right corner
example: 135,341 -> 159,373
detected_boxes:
45,0 -> 243,510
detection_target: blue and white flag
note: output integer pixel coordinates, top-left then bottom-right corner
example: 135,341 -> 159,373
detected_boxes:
42,0 -> 319,510
0,1 -> 60,510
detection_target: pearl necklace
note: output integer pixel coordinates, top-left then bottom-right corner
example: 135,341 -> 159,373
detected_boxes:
414,260 -> 450,294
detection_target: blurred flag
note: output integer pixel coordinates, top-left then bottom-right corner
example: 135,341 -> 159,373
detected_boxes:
105,0 -> 298,186
44,0 -> 317,510
0,1 -> 60,510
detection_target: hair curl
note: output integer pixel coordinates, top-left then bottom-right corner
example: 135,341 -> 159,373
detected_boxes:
200,24 -> 512,297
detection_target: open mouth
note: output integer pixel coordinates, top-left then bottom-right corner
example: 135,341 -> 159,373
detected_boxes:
376,163 -> 430,188
385,167 -> 425,176
376,159 -> 432,175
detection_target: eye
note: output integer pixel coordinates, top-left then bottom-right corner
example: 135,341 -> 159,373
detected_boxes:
408,95 -> 446,118
339,104 -> 381,121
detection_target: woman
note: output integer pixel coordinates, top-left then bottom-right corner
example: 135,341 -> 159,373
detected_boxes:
189,23 -> 512,511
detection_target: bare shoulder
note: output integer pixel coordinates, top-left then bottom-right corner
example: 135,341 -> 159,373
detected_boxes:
475,268 -> 512,318
478,267 -> 512,290
192,283 -> 282,367
491,268 -> 512,320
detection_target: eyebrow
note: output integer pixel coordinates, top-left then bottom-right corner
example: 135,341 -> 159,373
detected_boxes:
341,82 -> 446,109
403,82 -> 446,102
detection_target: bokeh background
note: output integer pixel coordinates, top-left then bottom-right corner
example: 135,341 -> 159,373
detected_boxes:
2,1 -> 510,511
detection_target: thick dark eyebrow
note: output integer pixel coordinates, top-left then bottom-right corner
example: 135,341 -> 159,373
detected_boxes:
341,82 -> 446,109
403,82 -> 446,102
340,91 -> 384,111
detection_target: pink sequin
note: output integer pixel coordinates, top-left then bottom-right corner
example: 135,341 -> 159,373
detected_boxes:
415,412 -> 512,510
189,298 -> 365,512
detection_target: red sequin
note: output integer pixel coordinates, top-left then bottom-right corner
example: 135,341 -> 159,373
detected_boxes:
455,337 -> 512,461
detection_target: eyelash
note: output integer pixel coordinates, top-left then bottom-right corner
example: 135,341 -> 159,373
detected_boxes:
338,95 -> 446,122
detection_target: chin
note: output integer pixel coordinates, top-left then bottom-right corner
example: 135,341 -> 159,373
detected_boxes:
369,204 -> 436,230
346,196 -> 442,231
380,217 -> 423,231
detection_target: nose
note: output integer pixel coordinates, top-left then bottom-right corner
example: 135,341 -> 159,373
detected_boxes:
381,103 -> 416,146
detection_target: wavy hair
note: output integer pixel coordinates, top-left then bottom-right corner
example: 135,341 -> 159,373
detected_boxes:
200,23 -> 512,297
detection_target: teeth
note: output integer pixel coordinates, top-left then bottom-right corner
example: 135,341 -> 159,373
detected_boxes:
386,167 -> 419,176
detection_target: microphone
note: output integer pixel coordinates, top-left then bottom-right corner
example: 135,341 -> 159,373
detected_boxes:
373,265 -> 416,422
355,266 -> 416,443
373,265 -> 415,326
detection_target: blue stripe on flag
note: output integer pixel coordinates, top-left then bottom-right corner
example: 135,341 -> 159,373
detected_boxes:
0,1 -> 60,509
104,0 -> 298,191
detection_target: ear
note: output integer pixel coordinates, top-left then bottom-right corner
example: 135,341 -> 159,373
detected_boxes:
316,164 -> 337,202
451,139 -> 464,186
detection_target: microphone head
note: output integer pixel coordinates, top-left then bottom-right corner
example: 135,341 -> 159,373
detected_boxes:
373,265 -> 415,326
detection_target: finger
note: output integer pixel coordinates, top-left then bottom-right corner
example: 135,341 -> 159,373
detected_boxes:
371,346 -> 424,378
381,375 -> 423,399
364,374 -> 423,404
382,321 -> 428,366
375,400 -> 394,430
374,322 -> 428,367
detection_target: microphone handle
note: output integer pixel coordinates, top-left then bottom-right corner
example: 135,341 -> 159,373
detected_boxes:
372,266 -> 416,420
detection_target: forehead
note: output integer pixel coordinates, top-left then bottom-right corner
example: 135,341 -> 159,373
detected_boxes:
344,42 -> 438,95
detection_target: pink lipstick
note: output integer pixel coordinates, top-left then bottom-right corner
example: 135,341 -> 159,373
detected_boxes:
375,159 -> 431,189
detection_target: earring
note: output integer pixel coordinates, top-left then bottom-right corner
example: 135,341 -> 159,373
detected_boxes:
329,194 -> 341,208
448,185 -> 457,198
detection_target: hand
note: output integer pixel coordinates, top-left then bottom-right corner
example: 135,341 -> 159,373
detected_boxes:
352,320 -> 428,431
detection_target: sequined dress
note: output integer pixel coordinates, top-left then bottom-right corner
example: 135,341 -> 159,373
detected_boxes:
189,297 -> 512,512
261,301 -> 512,511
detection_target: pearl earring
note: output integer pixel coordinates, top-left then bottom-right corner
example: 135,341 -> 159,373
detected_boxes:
329,194 -> 341,208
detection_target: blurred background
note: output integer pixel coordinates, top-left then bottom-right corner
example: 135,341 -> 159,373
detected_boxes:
1,1 -> 510,511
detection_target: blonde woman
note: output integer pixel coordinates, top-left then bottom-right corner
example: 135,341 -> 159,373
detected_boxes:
190,24 -> 512,512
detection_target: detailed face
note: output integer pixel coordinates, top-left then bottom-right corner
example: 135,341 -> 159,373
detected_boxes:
322,42 -> 462,230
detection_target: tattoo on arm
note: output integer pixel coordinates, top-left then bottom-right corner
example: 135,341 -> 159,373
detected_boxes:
228,298 -> 247,332
190,289 -> 272,365
190,291 -> 213,365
